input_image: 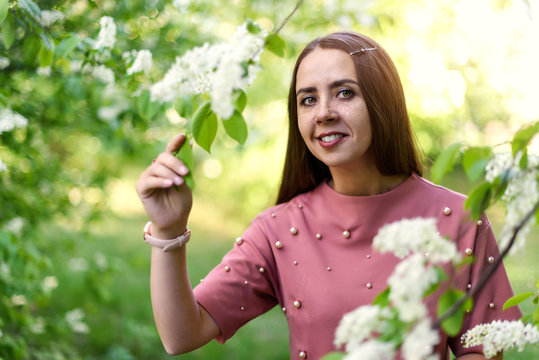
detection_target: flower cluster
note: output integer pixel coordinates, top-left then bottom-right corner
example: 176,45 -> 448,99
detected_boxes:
39,9 -> 64,27
0,57 -> 10,70
150,23 -> 267,119
125,49 -> 153,75
83,64 -> 115,87
402,319 -> 440,360
65,308 -> 90,334
0,108 -> 29,134
461,320 -> 539,358
485,152 -> 539,253
94,16 -> 116,49
373,217 -> 461,264
387,253 -> 439,322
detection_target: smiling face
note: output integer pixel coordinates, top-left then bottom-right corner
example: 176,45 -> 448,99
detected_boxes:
296,47 -> 374,172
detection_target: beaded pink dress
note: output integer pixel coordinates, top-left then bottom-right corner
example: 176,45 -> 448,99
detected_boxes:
194,173 -> 521,359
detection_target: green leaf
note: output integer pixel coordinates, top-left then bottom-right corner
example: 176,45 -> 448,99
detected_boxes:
464,181 -> 492,220
18,0 -> 41,18
462,147 -> 491,183
372,287 -> 390,307
38,45 -> 53,67
234,90 -> 247,112
39,31 -> 54,50
534,306 -> 539,325
2,12 -> 15,50
0,0 -> 8,25
175,96 -> 194,118
191,102 -> 217,153
265,33 -> 286,57
54,35 -> 81,58
430,142 -> 462,184
438,289 -> 473,336
23,35 -> 41,65
246,19 -> 262,34
174,139 -> 195,191
503,292 -> 535,311
137,90 -> 160,121
320,352 -> 346,360
222,110 -> 248,145
512,121 -> 539,157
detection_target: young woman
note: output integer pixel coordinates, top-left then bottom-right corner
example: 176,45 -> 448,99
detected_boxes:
136,32 -> 520,359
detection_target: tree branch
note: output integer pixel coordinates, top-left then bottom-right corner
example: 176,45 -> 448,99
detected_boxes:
433,199 -> 539,329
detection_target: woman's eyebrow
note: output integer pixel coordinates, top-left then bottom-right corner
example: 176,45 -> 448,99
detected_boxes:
296,79 -> 359,97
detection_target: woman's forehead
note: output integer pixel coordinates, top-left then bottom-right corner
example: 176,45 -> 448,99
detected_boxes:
296,48 -> 357,90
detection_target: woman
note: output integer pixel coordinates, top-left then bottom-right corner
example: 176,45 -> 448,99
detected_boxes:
136,32 -> 520,359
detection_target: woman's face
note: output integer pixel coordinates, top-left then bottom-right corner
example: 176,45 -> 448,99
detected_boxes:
295,47 -> 373,172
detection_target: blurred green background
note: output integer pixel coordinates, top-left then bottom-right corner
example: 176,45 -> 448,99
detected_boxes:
1,0 -> 538,359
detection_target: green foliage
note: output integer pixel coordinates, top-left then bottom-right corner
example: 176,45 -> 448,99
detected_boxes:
191,102 -> 217,153
222,110 -> 248,145
174,140 -> 195,191
265,33 -> 287,57
430,142 -> 462,184
503,292 -> 535,311
320,352 -> 346,360
437,289 -> 473,336
0,0 -> 8,24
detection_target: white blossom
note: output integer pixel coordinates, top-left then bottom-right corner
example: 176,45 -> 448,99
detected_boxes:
4,217 -> 24,234
0,108 -> 29,134
0,57 -> 10,70
68,257 -> 88,272
402,319 -> 440,360
485,152 -> 539,253
65,308 -> 90,334
11,294 -> 27,306
43,276 -> 59,293
0,158 -> 6,172
94,16 -> 116,49
373,217 -> 460,264
126,49 -> 153,75
462,320 -> 539,359
39,9 -> 64,27
387,253 -> 438,322
83,64 -> 115,87
334,305 -> 391,352
30,317 -> 45,334
37,66 -> 51,76
343,340 -> 396,360
173,0 -> 191,12
150,22 -> 266,119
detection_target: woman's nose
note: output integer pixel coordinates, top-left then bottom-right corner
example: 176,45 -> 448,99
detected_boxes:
315,99 -> 337,124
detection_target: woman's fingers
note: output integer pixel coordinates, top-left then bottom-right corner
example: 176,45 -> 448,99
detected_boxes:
154,152 -> 189,177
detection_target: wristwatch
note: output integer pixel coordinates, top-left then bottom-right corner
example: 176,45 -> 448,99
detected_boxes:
143,221 -> 191,252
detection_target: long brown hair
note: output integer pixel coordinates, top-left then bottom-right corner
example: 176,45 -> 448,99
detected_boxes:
276,31 -> 423,204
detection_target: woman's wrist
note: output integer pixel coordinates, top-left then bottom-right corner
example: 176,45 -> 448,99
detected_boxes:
149,222 -> 188,240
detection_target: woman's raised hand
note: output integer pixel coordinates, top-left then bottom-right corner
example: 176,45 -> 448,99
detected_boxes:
136,134 -> 193,238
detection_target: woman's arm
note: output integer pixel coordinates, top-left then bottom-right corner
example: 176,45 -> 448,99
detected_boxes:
456,352 -> 502,360
136,134 -> 219,354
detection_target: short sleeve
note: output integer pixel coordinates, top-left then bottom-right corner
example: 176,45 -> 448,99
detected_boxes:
449,216 -> 523,356
193,217 -> 279,343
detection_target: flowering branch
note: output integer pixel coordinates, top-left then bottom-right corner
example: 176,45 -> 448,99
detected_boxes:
433,199 -> 539,329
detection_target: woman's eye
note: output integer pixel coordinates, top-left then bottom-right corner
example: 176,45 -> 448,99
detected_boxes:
338,89 -> 353,98
301,96 -> 316,105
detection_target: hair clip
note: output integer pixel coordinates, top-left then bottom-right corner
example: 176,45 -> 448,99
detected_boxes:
349,47 -> 377,56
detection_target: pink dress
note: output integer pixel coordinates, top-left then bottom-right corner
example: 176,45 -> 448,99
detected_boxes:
194,173 -> 521,359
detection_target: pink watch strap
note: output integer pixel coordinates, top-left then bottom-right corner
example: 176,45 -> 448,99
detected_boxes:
143,222 -> 191,252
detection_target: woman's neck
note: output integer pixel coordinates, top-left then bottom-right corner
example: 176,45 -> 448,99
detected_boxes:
328,166 -> 408,196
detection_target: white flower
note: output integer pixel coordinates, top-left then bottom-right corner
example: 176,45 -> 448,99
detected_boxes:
150,22 -> 266,119
402,319 -> 440,360
68,257 -> 88,272
0,108 -> 29,134
70,60 -> 83,73
39,9 -> 64,27
334,305 -> 391,352
126,49 -> 153,75
30,317 -> 45,334
65,308 -> 90,334
373,217 -> 460,264
0,56 -> 10,70
94,16 -> 116,49
11,294 -> 27,306
37,66 -> 51,76
84,64 -> 115,87
4,217 -> 24,234
343,340 -> 396,360
486,152 -> 539,253
462,320 -> 539,359
0,158 -> 6,172
43,276 -> 59,293
387,253 -> 438,322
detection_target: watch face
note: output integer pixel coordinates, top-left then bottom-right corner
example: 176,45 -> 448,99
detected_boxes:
143,221 -> 152,239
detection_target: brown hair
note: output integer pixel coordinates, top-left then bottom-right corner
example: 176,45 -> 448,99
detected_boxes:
276,31 -> 423,204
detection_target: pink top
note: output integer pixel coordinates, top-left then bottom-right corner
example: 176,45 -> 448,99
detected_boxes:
194,174 -> 521,359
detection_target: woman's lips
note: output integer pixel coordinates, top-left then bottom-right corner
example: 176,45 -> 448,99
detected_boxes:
317,133 -> 347,148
